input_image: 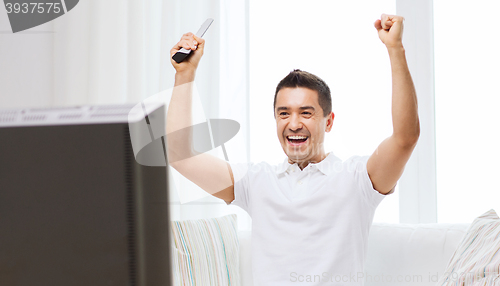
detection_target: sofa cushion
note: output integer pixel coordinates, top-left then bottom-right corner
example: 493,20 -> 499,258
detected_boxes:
437,209 -> 500,285
171,214 -> 240,285
365,222 -> 469,286
238,231 -> 253,286
236,223 -> 471,286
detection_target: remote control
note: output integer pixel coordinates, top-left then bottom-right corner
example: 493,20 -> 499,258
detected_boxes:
172,18 -> 214,63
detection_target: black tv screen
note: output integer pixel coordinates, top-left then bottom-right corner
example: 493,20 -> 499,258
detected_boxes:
0,103 -> 171,286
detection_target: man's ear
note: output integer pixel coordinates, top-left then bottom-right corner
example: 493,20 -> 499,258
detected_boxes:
325,112 -> 334,132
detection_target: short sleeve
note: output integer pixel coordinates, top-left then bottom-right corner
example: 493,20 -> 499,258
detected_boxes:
346,155 -> 394,208
226,161 -> 253,216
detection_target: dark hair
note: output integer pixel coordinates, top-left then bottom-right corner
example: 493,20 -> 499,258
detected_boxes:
274,69 -> 332,117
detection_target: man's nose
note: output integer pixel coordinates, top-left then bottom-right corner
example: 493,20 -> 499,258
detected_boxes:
288,114 -> 303,131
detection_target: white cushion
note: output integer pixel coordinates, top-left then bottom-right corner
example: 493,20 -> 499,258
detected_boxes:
365,223 -> 469,286
171,214 -> 241,285
438,209 -> 500,285
238,231 -> 253,286
237,223 -> 471,286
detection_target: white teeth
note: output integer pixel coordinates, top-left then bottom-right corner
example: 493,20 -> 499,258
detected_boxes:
287,135 -> 308,140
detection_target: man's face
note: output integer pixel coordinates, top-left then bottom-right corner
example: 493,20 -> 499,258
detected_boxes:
275,87 -> 334,166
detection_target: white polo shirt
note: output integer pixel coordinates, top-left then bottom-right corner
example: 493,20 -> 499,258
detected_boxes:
228,153 -> 392,286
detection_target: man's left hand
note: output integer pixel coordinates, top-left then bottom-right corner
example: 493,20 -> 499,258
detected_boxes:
374,14 -> 404,49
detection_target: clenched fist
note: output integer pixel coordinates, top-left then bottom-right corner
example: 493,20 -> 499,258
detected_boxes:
170,32 -> 205,74
374,14 -> 404,49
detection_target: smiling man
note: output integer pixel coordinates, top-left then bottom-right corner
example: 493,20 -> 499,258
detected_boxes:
274,76 -> 334,170
167,13 -> 419,286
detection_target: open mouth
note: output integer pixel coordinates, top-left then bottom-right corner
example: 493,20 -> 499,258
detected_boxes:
286,135 -> 309,146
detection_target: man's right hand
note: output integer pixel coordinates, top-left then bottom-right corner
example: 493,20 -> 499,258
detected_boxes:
170,32 -> 205,75
167,32 -> 235,205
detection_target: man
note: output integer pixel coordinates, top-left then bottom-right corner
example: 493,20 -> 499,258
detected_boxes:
167,14 -> 419,285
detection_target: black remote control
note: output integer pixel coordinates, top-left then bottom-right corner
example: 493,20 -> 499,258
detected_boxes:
172,18 -> 214,63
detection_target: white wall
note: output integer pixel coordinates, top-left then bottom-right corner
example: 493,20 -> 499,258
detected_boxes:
0,8 -> 54,109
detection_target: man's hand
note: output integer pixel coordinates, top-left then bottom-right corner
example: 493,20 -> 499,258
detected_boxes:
368,14 -> 419,195
170,32 -> 205,75
167,32 -> 235,205
374,14 -> 404,49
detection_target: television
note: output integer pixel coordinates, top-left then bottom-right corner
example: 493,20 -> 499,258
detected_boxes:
0,103 -> 172,286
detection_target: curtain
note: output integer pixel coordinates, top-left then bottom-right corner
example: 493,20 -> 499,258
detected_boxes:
51,0 -> 251,230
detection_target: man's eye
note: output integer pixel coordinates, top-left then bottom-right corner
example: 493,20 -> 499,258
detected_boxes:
302,112 -> 311,115
280,112 -> 288,116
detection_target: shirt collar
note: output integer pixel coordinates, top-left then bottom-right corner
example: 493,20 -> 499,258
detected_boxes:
275,152 -> 340,176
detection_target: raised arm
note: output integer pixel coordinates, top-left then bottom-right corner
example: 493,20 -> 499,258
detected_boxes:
166,32 -> 235,203
366,14 -> 420,195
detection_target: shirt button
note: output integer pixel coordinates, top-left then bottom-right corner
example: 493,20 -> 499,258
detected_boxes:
298,181 -> 302,185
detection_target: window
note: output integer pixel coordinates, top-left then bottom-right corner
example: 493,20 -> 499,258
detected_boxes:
434,0 -> 500,222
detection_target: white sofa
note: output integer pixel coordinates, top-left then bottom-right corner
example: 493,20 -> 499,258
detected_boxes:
237,223 -> 470,286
